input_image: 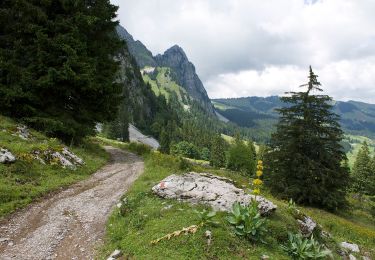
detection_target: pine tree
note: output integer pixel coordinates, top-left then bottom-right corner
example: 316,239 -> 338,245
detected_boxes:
0,0 -> 123,143
352,142 -> 375,195
210,134 -> 227,168
227,134 -> 256,175
265,67 -> 349,210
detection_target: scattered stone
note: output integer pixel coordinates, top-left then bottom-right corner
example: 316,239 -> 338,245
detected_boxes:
116,202 -> 122,208
32,150 -> 46,164
0,237 -> 10,243
261,255 -> 270,260
362,256 -> 371,260
205,230 -> 212,246
349,254 -> 357,260
0,148 -> 16,163
107,249 -> 122,260
162,205 -> 173,210
8,241 -> 14,246
340,242 -> 360,253
62,148 -> 84,165
297,215 -> 317,237
152,172 -> 277,215
16,125 -> 30,140
52,151 -> 75,169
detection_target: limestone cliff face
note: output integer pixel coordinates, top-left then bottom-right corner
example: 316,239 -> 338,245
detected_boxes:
155,45 -> 215,115
116,25 -> 215,116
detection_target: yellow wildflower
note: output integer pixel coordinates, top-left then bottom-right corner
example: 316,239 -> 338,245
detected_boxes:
257,160 -> 263,165
253,188 -> 261,195
253,179 -> 263,186
256,170 -> 263,177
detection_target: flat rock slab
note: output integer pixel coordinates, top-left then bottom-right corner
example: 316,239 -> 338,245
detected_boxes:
152,172 -> 277,215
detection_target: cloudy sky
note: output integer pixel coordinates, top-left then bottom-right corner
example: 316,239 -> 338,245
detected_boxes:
110,0 -> 375,103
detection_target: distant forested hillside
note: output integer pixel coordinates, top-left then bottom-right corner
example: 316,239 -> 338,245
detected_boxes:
213,96 -> 375,139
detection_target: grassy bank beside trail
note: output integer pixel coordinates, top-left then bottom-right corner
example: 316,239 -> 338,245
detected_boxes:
0,116 -> 109,219
100,148 -> 375,259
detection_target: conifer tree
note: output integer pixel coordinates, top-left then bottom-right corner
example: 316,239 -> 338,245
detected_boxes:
352,142 -> 375,195
227,134 -> 256,175
0,0 -> 123,143
210,134 -> 227,168
265,67 -> 349,210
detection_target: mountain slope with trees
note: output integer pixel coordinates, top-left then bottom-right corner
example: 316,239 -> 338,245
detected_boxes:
213,96 -> 375,140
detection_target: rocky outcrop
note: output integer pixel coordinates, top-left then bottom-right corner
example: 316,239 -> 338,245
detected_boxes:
0,148 -> 16,163
155,45 -> 215,115
152,172 -> 277,216
117,25 -> 215,116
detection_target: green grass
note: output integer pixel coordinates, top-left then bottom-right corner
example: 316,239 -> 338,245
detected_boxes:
0,116 -> 109,218
142,67 -> 189,106
100,149 -> 375,259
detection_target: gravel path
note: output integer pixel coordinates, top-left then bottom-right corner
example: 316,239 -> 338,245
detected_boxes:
0,146 -> 144,260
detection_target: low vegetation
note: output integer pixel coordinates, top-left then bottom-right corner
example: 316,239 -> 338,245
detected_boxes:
0,116 -> 109,218
100,149 -> 375,259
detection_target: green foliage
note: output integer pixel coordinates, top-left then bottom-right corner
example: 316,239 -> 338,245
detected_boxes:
280,233 -> 332,260
0,0 -> 123,143
200,147 -> 211,161
127,142 -> 152,156
194,208 -> 218,226
210,134 -> 228,168
226,201 -> 268,242
266,67 -> 349,210
352,141 -> 375,195
226,135 -> 256,175
171,141 -> 200,159
178,157 -> 192,171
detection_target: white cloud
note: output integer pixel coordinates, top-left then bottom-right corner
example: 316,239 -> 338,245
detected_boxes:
111,0 -> 375,103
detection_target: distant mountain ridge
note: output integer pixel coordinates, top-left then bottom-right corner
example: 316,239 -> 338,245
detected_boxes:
116,25 -> 214,115
213,96 -> 375,139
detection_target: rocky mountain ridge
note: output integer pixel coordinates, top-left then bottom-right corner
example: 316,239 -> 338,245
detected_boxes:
116,25 -> 214,115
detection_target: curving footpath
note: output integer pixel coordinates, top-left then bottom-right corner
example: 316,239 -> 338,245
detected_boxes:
0,146 -> 143,260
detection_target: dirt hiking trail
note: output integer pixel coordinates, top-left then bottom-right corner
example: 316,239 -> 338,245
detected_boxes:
0,146 -> 144,260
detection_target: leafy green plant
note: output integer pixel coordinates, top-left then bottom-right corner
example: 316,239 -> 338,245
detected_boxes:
194,208 -> 218,226
280,232 -> 332,259
226,201 -> 267,242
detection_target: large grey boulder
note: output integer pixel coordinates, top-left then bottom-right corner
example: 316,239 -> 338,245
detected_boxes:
152,172 -> 277,216
0,148 -> 16,163
297,215 -> 317,237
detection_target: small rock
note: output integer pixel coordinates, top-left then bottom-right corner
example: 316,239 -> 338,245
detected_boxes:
16,125 -> 30,140
297,215 -> 317,237
0,237 -> 10,243
341,242 -> 360,253
52,152 -> 75,169
62,147 -> 84,165
162,205 -> 173,210
107,249 -> 122,259
261,255 -> 270,260
8,241 -> 14,246
0,148 -> 16,163
205,230 -> 212,246
362,256 -> 371,260
349,254 -> 357,260
116,203 -> 122,208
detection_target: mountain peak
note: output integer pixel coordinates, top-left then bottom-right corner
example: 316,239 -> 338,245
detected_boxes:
161,44 -> 188,62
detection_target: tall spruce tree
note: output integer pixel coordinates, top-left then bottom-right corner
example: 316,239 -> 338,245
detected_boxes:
265,67 -> 349,210
210,134 -> 227,168
0,0 -> 123,143
352,142 -> 375,195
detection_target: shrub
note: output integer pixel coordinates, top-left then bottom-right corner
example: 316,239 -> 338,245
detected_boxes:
127,142 -> 151,156
280,232 -> 332,259
200,147 -> 211,161
227,201 -> 267,242
226,137 -> 256,175
171,141 -> 200,159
